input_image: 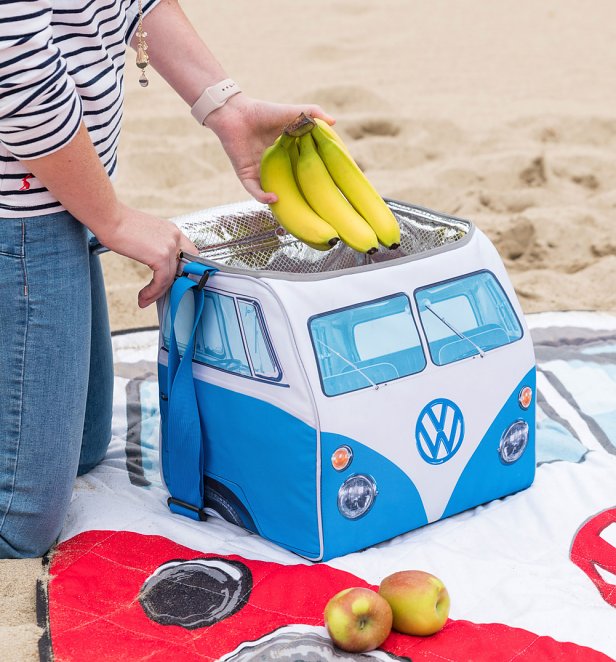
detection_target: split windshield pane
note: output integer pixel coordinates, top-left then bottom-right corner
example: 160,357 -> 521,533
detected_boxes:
415,271 -> 523,366
310,294 -> 426,396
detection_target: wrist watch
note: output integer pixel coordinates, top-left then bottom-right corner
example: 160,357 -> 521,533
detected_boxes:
190,78 -> 242,126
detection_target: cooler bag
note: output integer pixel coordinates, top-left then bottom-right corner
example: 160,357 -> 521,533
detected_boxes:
157,199 -> 536,561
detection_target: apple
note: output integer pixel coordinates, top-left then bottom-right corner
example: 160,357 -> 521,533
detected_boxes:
379,570 -> 450,636
323,587 -> 393,653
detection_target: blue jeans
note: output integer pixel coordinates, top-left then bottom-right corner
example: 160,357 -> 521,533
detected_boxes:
0,211 -> 113,558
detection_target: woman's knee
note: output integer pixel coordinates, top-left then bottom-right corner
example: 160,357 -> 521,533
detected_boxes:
0,506 -> 65,559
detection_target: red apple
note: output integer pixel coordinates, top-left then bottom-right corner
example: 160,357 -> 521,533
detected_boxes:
324,587 -> 393,653
379,570 -> 450,636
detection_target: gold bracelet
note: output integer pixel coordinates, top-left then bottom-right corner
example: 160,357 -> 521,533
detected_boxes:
136,0 -> 149,87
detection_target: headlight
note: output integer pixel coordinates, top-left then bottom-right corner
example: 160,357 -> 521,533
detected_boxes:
337,474 -> 377,519
498,420 -> 529,464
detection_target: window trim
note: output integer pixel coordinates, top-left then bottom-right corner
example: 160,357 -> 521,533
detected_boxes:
308,292 -> 428,398
236,296 -> 284,383
162,290 -> 284,385
413,269 -> 525,367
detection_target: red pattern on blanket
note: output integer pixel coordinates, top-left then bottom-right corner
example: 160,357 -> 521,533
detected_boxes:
571,507 -> 616,608
46,531 -> 611,661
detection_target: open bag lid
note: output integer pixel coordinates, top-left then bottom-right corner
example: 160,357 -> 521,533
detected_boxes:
173,199 -> 472,278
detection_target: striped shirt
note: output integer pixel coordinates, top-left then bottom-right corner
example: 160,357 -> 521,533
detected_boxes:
0,0 -> 160,218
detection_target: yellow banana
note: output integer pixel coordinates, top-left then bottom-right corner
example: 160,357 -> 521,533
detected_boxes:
313,117 -> 349,153
296,133 -> 379,254
311,124 -> 401,249
260,134 -> 340,250
286,135 -> 300,172
284,135 -> 304,195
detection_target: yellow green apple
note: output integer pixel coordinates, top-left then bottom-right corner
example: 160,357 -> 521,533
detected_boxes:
378,570 -> 450,636
323,587 -> 393,653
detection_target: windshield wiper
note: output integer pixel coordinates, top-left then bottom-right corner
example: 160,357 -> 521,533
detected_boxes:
314,338 -> 379,389
422,301 -> 485,358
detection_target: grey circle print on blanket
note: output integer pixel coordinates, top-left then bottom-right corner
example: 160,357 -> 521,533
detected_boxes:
219,624 -> 409,661
139,558 -> 252,628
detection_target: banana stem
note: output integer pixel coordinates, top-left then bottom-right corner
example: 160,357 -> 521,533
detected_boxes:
284,112 -> 316,137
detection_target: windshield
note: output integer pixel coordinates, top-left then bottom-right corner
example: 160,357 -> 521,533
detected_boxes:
309,294 -> 426,396
415,271 -> 523,366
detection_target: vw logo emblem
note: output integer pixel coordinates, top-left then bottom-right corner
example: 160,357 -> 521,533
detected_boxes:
416,398 -> 465,465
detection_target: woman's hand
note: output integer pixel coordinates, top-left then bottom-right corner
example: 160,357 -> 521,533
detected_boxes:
206,94 -> 335,203
98,203 -> 197,308
138,2 -> 334,202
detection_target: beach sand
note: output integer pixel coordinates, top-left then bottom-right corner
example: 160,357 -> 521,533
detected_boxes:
2,1 -> 615,659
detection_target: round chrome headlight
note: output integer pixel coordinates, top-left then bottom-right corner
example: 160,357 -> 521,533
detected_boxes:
498,420 -> 529,464
337,474 -> 377,520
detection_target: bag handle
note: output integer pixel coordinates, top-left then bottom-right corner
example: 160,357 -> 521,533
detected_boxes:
165,262 -> 218,521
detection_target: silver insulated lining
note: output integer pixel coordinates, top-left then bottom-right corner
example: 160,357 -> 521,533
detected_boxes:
173,199 -> 471,276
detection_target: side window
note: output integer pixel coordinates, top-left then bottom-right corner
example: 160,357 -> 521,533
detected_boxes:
200,295 -> 224,357
162,290 -> 280,381
237,300 -> 281,380
195,292 -> 251,375
309,294 -> 426,397
161,291 -> 195,357
415,271 -> 523,366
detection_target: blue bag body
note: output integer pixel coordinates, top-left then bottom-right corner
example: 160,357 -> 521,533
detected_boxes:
158,202 -> 536,561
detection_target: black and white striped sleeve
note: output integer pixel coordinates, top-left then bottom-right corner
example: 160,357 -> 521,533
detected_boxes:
0,0 -> 83,160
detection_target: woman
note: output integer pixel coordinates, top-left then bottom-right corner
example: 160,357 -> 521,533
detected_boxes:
0,0 -> 332,558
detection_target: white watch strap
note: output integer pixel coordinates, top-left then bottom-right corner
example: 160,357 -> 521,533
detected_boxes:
190,78 -> 241,125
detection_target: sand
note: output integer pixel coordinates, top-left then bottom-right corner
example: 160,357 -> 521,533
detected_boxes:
2,1 -> 616,659
103,0 -> 616,330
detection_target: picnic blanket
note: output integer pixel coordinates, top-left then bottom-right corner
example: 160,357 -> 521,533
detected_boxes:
38,311 -> 616,661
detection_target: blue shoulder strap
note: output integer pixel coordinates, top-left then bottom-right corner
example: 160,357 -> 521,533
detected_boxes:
165,262 -> 218,521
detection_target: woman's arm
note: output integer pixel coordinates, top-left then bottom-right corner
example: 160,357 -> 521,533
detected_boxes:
20,124 -> 196,308
1,1 -> 195,307
137,0 -> 334,202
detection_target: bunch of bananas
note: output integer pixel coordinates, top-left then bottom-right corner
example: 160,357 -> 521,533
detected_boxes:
260,115 -> 401,253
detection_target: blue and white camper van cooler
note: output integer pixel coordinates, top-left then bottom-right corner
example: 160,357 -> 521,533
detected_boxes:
157,200 -> 536,561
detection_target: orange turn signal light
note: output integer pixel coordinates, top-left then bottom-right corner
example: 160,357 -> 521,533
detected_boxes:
518,386 -> 533,410
331,446 -> 353,472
